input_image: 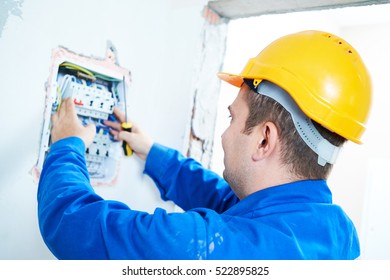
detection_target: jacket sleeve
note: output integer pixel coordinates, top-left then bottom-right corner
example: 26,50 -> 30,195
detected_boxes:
144,143 -> 239,213
37,137 -> 219,260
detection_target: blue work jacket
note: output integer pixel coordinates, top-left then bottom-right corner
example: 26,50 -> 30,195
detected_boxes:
37,137 -> 360,259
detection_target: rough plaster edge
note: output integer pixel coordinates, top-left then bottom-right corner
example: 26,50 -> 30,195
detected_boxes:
184,18 -> 228,168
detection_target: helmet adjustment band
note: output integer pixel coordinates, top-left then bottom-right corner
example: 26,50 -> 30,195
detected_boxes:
244,79 -> 341,166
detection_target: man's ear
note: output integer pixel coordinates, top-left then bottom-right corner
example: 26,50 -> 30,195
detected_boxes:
252,122 -> 279,162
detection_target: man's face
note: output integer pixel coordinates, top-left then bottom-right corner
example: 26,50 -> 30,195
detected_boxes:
221,84 -> 255,198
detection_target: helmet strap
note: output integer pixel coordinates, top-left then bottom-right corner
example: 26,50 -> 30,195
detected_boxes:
244,79 -> 341,166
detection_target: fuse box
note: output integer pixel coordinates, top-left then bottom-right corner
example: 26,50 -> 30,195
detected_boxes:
34,46 -> 131,186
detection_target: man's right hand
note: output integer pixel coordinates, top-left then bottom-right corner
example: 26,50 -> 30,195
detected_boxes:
51,98 -> 96,147
104,108 -> 153,161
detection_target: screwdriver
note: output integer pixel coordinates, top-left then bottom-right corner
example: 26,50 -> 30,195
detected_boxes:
121,76 -> 133,156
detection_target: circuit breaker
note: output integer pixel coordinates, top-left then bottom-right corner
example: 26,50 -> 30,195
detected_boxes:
34,45 -> 131,186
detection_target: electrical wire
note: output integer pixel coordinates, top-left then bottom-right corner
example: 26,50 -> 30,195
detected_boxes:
60,62 -> 95,78
60,62 -> 121,82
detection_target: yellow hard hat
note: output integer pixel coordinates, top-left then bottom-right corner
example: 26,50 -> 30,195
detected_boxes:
218,30 -> 372,144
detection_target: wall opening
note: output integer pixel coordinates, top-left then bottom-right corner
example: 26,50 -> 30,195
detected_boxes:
33,43 -> 131,187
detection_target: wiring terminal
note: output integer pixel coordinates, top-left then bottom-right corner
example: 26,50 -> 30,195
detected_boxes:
36,56 -> 130,186
53,62 -> 125,180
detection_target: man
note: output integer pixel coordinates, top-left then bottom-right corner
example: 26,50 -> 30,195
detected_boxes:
37,30 -> 371,259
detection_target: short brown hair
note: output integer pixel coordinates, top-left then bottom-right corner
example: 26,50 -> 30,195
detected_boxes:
243,86 -> 346,180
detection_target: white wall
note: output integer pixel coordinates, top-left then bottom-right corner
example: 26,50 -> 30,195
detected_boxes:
212,4 -> 390,259
0,0 -> 208,259
342,23 -> 390,260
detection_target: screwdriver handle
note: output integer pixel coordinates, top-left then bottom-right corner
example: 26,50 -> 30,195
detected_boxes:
121,122 -> 133,156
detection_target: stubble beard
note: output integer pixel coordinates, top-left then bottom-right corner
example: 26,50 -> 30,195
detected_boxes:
223,166 -> 246,199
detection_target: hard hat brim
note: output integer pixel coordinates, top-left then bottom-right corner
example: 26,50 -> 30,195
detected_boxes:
217,72 -> 244,88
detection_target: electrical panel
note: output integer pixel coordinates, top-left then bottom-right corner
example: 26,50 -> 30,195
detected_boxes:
34,46 -> 131,186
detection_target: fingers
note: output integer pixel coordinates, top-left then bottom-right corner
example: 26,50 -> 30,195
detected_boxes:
84,123 -> 97,147
118,130 -> 131,142
104,107 -> 136,139
104,120 -> 122,131
118,130 -> 136,154
113,107 -> 126,123
57,100 -> 66,119
64,97 -> 77,115
65,98 -> 78,121
50,97 -> 96,146
104,119 -> 134,141
51,112 -> 58,125
117,128 -> 153,161
58,98 -> 75,119
109,128 -> 120,140
55,102 -> 139,150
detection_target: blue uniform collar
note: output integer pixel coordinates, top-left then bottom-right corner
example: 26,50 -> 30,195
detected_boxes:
224,180 -> 332,217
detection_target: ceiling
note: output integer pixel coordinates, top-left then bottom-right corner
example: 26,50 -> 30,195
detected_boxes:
208,0 -> 390,19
